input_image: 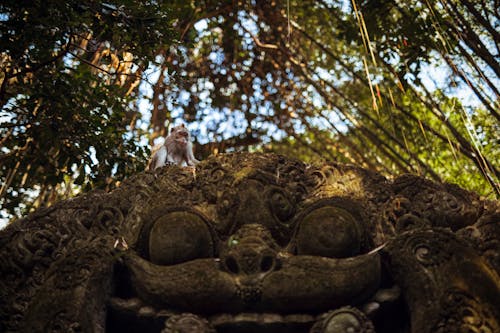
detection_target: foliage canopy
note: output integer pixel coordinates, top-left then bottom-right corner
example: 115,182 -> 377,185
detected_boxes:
1,0 -> 499,221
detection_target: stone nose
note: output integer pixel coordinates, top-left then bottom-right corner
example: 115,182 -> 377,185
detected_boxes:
222,243 -> 278,276
220,224 -> 280,277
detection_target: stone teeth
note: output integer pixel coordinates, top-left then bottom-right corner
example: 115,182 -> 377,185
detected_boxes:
209,312 -> 315,327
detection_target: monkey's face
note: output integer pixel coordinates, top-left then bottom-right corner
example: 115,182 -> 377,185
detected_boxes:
170,125 -> 190,146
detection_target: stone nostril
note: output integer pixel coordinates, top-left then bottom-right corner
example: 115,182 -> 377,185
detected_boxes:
260,255 -> 275,273
225,256 -> 239,274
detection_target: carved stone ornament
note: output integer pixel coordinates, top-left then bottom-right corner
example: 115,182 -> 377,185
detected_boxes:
1,153 -> 498,332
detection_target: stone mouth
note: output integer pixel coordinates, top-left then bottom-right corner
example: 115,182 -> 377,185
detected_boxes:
108,250 -> 383,331
115,250 -> 381,313
107,294 -> 406,333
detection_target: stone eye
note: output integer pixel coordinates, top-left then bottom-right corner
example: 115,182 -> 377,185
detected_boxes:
296,206 -> 362,258
148,211 -> 214,265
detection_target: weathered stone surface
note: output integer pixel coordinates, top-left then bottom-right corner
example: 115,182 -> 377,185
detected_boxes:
0,153 -> 498,332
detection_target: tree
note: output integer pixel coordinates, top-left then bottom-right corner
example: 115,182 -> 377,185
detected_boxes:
0,0 -> 177,218
1,0 -> 498,221
155,0 -> 498,193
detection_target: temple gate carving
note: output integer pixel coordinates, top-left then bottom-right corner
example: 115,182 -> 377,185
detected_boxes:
1,153 -> 498,332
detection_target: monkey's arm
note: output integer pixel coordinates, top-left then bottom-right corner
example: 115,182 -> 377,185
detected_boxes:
185,142 -> 200,166
147,145 -> 168,170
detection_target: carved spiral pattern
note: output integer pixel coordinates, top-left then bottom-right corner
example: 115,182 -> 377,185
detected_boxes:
174,168 -> 197,188
53,237 -> 112,289
54,253 -> 93,289
306,169 -> 327,189
403,231 -> 454,267
72,206 -> 99,229
217,189 -> 239,217
433,289 -> 496,333
419,191 -> 464,222
199,164 -> 234,204
210,166 -> 227,183
395,214 -> 430,233
95,206 -> 124,234
383,196 -> 411,225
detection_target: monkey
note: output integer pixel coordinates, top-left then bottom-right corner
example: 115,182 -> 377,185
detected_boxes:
147,124 -> 199,171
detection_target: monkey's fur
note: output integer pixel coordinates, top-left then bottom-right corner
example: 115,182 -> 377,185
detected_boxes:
147,124 -> 199,170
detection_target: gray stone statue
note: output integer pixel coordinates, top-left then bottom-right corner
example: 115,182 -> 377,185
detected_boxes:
0,153 -> 498,332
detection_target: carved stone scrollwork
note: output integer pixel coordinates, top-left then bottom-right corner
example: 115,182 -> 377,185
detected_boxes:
457,200 -> 500,273
94,206 -> 124,234
386,228 -> 500,333
404,230 -> 455,267
391,174 -> 481,230
433,289 -> 497,333
0,153 -> 498,333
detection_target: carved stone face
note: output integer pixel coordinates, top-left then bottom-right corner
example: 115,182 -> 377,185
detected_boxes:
109,155 -> 383,332
123,203 -> 379,314
1,153 -> 498,333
